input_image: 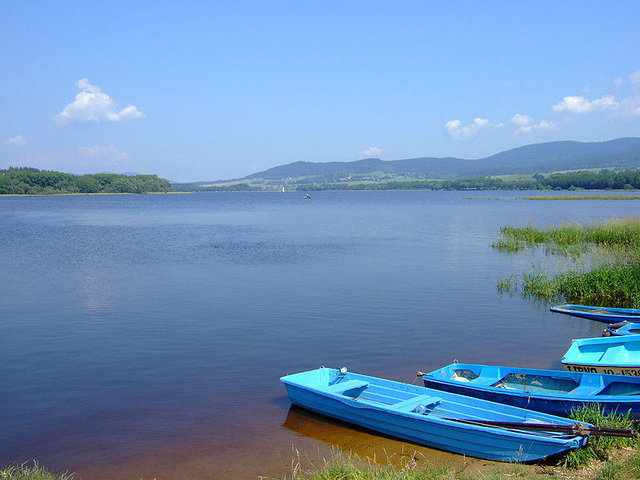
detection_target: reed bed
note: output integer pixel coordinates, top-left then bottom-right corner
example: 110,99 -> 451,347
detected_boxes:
494,217 -> 640,306
520,195 -> 640,201
498,218 -> 640,248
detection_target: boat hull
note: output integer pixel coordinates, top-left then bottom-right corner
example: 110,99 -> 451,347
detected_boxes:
422,363 -> 640,417
551,304 -> 640,324
562,335 -> 640,377
281,367 -> 587,462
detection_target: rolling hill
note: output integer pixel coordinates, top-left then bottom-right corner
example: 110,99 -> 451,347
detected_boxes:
172,138 -> 640,191
242,138 -> 640,182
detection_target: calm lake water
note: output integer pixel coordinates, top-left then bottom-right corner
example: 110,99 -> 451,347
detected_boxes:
1,191 -> 638,479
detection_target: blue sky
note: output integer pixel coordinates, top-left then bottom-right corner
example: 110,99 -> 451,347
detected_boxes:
2,1 -> 639,182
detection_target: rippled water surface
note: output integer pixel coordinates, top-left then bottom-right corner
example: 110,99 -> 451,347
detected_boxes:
1,191 -> 637,479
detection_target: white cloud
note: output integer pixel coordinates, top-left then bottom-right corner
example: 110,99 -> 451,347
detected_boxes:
615,70 -> 640,87
515,120 -> 558,136
619,95 -> 640,117
78,145 -> 132,165
4,134 -> 26,146
444,117 -> 504,140
552,95 -> 619,114
510,114 -> 534,126
53,79 -> 144,124
359,146 -> 383,157
509,114 -> 557,135
555,71 -> 640,118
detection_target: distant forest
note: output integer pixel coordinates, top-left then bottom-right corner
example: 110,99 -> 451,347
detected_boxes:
5,167 -> 640,195
182,169 -> 640,192
0,167 -> 173,194
325,169 -> 640,191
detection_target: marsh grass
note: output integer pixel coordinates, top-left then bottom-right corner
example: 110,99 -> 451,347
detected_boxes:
495,217 -> 640,305
560,405 -> 638,469
507,263 -> 640,307
559,264 -> 640,307
276,448 -> 552,480
491,238 -> 531,253
496,275 -> 515,293
498,218 -> 640,249
0,462 -> 72,480
520,195 -> 640,201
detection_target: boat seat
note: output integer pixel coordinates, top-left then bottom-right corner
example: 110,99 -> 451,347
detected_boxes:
566,385 -> 601,396
392,394 -> 442,411
469,376 -> 502,387
599,345 -> 626,363
325,380 -> 369,394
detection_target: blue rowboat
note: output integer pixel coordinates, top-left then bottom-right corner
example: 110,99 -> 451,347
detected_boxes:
550,304 -> 640,324
280,366 -> 589,462
604,322 -> 640,337
562,335 -> 640,376
421,363 -> 640,417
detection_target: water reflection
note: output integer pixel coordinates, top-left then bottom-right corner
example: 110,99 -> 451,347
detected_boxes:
79,270 -> 113,318
282,405 -> 486,470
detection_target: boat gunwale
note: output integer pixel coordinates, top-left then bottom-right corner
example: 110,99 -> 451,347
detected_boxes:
423,363 -> 640,401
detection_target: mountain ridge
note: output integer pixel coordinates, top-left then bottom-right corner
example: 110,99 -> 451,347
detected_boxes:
185,138 -> 640,186
247,138 -> 640,182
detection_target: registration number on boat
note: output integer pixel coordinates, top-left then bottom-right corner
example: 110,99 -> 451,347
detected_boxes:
564,364 -> 640,376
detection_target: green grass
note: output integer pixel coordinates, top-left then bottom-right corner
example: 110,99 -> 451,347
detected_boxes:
275,438 -> 640,480
495,217 -> 640,306
497,218 -> 640,248
0,462 -> 73,480
275,448 -> 554,480
561,405 -> 638,469
519,195 -> 640,201
596,451 -> 640,479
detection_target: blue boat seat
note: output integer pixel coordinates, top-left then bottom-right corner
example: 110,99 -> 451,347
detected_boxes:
566,385 -> 601,396
392,395 -> 442,411
599,345 -> 627,363
325,379 -> 369,394
471,378 -> 502,387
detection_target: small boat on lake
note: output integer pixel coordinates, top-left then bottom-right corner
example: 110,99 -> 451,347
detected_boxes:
421,363 -> 640,417
280,366 -> 590,462
550,304 -> 640,324
562,335 -> 640,376
604,322 -> 640,337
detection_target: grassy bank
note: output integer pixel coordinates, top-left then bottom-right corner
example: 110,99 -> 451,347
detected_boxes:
0,462 -> 72,480
519,195 -> 640,200
280,449 -> 640,480
494,217 -> 640,306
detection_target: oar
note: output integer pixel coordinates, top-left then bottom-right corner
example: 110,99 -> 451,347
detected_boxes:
444,418 -> 637,438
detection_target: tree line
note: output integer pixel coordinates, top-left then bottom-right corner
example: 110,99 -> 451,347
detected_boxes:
295,169 -> 640,192
0,167 -> 173,194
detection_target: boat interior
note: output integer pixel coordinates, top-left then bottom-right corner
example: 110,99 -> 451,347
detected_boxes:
450,367 -> 640,396
327,379 -> 443,414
